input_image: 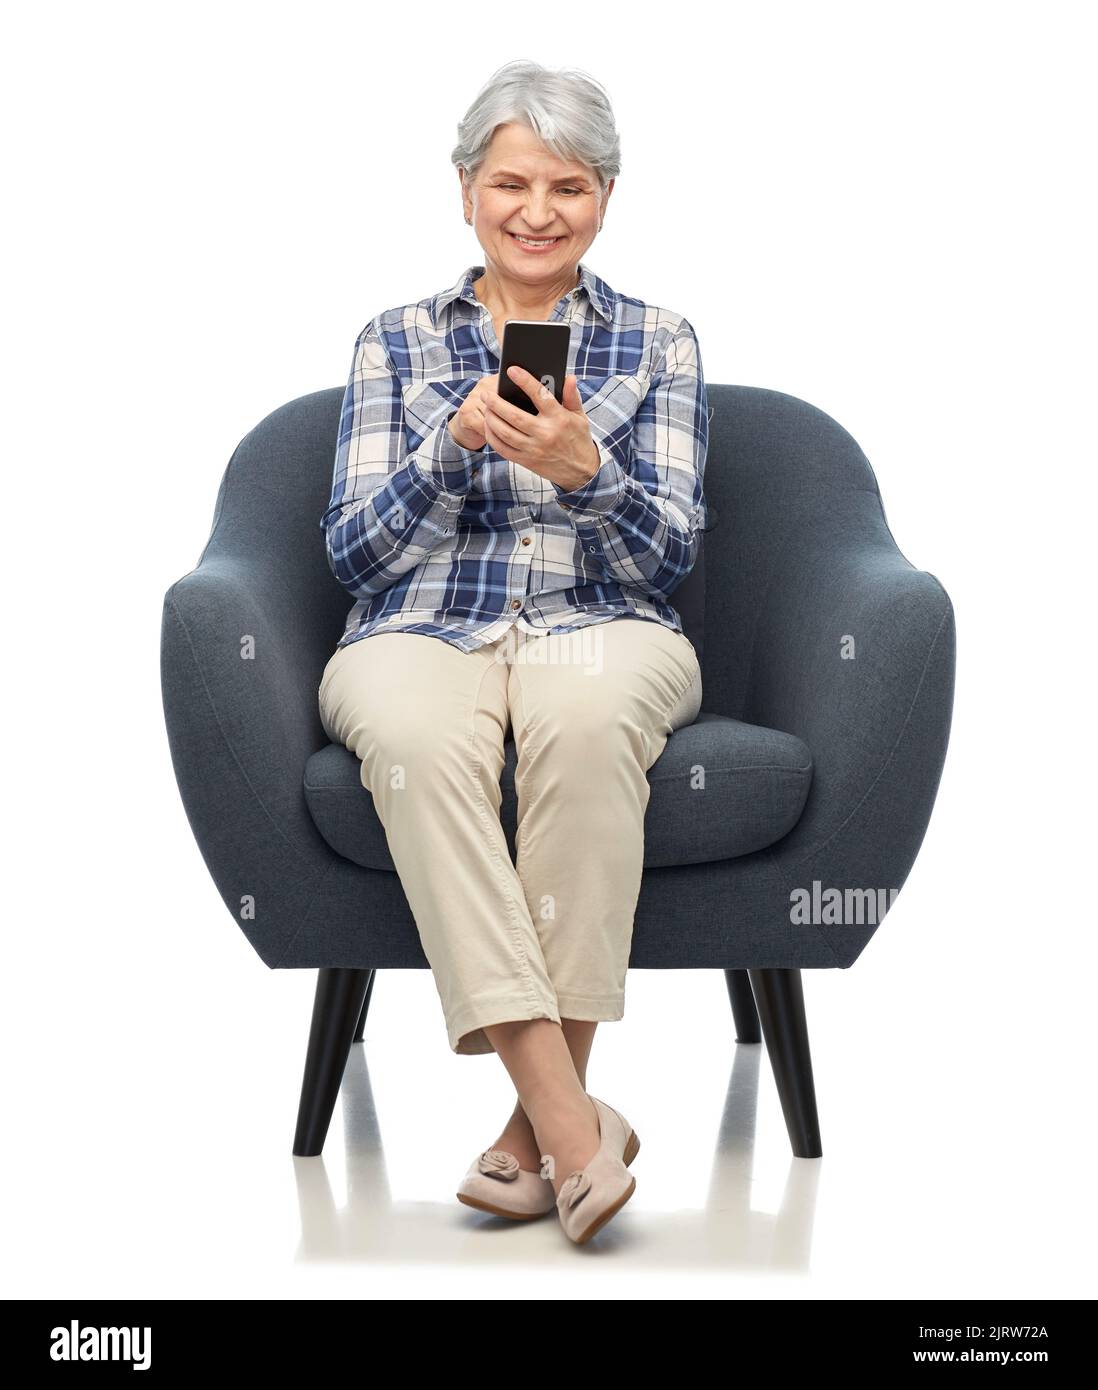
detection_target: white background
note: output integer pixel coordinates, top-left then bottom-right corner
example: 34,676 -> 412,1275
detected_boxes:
3,0 -> 1095,1301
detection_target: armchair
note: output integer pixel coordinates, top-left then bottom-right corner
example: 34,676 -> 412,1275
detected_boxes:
160,382 -> 955,1158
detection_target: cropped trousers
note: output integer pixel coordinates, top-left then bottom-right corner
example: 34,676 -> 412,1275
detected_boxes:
317,617 -> 703,1056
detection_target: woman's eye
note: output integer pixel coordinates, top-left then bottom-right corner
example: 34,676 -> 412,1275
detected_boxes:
498,184 -> 583,195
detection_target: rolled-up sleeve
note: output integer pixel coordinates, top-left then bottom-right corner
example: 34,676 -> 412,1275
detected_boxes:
551,316 -> 709,600
319,319 -> 485,600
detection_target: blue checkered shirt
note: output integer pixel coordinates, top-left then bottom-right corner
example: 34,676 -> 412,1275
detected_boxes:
320,260 -> 710,653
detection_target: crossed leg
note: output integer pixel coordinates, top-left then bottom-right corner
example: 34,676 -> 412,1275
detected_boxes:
318,618 -> 702,1188
483,618 -> 703,1187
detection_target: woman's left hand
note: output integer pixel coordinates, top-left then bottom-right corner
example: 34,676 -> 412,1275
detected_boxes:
482,366 -> 600,493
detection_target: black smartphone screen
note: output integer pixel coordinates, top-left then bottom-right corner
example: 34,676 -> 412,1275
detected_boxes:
497,320 -> 572,416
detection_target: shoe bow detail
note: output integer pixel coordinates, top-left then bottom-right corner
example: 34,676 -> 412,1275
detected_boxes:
558,1169 -> 591,1209
477,1148 -> 520,1181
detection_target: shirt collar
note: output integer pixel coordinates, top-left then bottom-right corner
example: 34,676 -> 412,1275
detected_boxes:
430,260 -> 617,330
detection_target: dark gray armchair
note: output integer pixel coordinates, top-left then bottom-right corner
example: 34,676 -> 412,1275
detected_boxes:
160,383 -> 955,1159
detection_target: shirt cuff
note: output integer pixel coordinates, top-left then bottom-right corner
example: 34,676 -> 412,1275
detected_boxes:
552,443 -> 628,518
412,413 -> 485,495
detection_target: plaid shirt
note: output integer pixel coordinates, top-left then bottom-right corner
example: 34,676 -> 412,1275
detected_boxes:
320,260 -> 710,653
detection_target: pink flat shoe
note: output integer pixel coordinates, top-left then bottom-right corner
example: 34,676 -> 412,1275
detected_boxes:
456,1148 -> 556,1220
554,1095 -> 641,1245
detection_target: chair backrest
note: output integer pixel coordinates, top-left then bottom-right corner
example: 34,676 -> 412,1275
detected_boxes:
699,382 -> 889,721
197,381 -> 881,720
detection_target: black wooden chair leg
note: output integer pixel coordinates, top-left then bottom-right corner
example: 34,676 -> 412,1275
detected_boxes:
293,967 -> 373,1156
352,969 -> 376,1043
725,968 -> 761,1042
747,968 -> 823,1158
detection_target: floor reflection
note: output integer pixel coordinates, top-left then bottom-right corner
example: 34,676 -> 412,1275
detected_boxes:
293,1041 -> 821,1267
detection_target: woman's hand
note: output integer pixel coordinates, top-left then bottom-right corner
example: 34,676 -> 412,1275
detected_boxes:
483,366 -> 601,493
447,376 -> 500,452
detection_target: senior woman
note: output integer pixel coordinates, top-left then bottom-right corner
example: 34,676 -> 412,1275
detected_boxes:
317,60 -> 709,1245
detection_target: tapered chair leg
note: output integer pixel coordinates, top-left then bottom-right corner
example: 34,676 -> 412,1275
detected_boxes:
725,968 -> 761,1043
293,967 -> 373,1156
352,969 -> 376,1043
747,968 -> 822,1158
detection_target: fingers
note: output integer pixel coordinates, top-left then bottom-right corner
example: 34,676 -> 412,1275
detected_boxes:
483,404 -> 530,451
488,387 -> 537,429
452,386 -> 489,449
505,364 -> 558,413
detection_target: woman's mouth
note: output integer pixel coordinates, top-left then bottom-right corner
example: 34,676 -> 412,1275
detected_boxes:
507,232 -> 565,253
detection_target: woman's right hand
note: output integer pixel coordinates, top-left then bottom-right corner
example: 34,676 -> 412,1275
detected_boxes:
447,375 -> 501,452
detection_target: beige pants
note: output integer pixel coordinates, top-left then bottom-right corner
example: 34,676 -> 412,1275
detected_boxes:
318,617 -> 703,1056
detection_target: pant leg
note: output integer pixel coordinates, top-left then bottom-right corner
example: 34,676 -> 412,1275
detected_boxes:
502,618 -> 703,1024
318,632 -> 562,1056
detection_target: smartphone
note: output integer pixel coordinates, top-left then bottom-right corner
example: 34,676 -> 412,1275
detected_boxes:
497,320 -> 571,416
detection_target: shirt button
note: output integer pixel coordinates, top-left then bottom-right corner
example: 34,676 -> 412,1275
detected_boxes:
521,536 -> 531,546
511,599 -> 521,610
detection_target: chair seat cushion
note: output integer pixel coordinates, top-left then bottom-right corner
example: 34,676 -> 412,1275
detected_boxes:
303,712 -> 813,872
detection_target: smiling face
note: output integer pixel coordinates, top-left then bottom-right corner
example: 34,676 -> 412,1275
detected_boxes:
460,122 -> 612,287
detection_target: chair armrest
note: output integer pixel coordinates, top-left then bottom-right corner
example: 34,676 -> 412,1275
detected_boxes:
160,553 -> 340,966
744,491 -> 955,905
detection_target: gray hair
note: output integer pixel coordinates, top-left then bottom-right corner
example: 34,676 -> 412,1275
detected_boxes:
451,60 -> 621,195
